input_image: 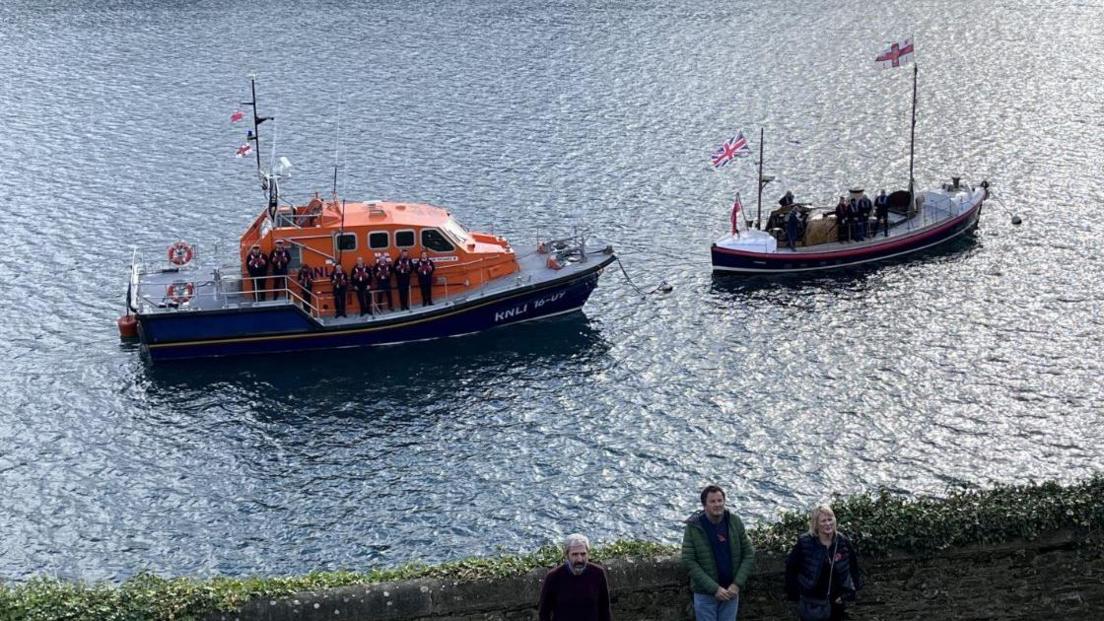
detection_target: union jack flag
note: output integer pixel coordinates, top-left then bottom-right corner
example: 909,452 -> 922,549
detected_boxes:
711,131 -> 751,168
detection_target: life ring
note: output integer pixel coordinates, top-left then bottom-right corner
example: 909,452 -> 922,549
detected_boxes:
167,282 -> 195,304
168,240 -> 194,266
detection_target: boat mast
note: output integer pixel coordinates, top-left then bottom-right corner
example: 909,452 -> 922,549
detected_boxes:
244,76 -> 274,190
908,63 -> 917,207
756,127 -> 764,230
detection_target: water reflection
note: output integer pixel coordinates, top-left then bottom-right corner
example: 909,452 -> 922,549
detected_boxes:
139,315 -> 609,406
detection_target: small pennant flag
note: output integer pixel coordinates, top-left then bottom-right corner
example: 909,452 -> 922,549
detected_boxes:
711,131 -> 751,168
730,192 -> 743,235
875,38 -> 914,69
235,143 -> 253,158
230,110 -> 246,123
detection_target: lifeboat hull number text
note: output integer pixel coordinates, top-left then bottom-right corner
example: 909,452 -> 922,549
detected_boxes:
494,291 -> 567,322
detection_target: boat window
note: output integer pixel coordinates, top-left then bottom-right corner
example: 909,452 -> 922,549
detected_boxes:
335,233 -> 357,251
443,218 -> 468,243
368,231 -> 389,249
395,229 -> 415,248
421,228 -> 454,252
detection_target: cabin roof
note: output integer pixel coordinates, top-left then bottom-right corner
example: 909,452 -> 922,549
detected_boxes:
321,201 -> 451,228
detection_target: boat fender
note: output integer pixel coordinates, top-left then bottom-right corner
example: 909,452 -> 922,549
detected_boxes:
117,314 -> 138,339
168,240 -> 194,266
167,281 -> 195,304
546,256 -> 563,270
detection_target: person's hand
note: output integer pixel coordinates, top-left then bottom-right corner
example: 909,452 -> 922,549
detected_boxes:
714,586 -> 732,601
834,596 -> 843,604
726,584 -> 740,597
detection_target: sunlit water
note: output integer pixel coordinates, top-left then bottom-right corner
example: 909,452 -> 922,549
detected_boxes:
1,0 -> 1102,582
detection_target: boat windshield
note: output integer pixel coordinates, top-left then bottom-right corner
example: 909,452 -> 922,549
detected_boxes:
442,218 -> 469,244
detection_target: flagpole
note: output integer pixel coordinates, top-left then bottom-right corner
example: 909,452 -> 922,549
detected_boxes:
908,62 -> 917,209
756,127 -> 764,230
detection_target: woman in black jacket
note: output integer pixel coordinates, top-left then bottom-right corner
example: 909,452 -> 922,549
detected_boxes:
784,504 -> 863,620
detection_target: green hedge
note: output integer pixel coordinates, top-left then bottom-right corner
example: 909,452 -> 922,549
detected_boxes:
4,476 -> 1102,621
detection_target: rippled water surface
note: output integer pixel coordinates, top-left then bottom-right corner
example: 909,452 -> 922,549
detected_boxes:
1,0 -> 1103,581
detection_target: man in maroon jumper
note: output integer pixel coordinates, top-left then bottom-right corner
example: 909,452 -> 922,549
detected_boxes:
538,533 -> 612,621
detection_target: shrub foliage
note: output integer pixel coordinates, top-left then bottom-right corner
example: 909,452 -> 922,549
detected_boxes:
4,476 -> 1102,620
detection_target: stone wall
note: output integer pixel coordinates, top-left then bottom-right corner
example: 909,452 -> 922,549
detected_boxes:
211,530 -> 1104,621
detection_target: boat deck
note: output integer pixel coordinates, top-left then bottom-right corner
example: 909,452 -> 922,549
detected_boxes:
131,240 -> 614,326
715,187 -> 984,255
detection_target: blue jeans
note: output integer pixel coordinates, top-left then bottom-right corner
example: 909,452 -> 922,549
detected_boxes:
693,592 -> 739,621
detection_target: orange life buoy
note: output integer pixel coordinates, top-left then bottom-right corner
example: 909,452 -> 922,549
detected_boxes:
167,282 -> 195,304
168,240 -> 194,266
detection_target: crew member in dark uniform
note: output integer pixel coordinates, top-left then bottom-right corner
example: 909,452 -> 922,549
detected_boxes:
779,190 -> 795,207
785,208 -> 801,251
296,263 -> 313,312
415,251 -> 436,306
857,193 -> 873,241
874,189 -> 890,237
393,249 -> 414,311
351,256 -> 373,316
374,253 -> 393,311
834,197 -> 848,243
330,263 -> 349,318
246,244 -> 268,301
269,239 -> 291,298
848,197 -> 863,241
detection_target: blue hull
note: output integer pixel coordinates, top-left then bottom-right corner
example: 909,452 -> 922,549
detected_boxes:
139,260 -> 612,361
712,203 -> 982,273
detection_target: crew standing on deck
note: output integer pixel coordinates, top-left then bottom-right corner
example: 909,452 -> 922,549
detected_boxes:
416,251 -> 436,306
785,208 -> 801,251
330,263 -> 349,318
296,263 -> 313,312
246,244 -> 268,301
375,253 -> 393,311
394,249 -> 414,311
874,190 -> 890,237
269,239 -> 291,298
848,198 -> 863,242
351,256 -> 373,317
857,193 -> 873,242
834,198 -> 848,243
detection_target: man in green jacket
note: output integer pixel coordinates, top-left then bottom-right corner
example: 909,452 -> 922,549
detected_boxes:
681,484 -> 755,621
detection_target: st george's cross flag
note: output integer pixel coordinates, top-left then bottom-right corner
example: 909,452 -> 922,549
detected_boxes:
875,38 -> 914,69
230,110 -> 246,123
730,192 -> 744,235
235,143 -> 253,158
711,131 -> 751,168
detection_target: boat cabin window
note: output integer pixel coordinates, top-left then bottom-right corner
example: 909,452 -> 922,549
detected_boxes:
395,229 -> 415,248
443,218 -> 468,243
335,233 -> 357,251
421,228 -> 454,252
368,231 -> 389,249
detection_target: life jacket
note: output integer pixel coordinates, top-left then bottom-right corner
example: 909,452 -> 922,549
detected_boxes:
297,267 -> 313,288
247,251 -> 267,271
351,265 -> 371,286
375,262 -> 391,281
331,271 -> 348,288
270,248 -> 290,271
395,257 -> 412,275
417,259 -> 435,277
